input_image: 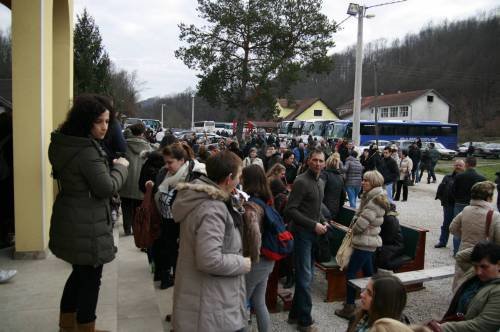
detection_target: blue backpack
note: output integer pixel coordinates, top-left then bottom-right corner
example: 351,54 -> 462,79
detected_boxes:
249,197 -> 294,261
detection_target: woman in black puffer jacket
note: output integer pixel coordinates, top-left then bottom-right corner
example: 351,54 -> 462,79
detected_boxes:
49,94 -> 129,331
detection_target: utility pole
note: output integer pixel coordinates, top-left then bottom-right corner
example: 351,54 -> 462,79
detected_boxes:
161,104 -> 165,129
373,63 -> 379,145
191,94 -> 195,131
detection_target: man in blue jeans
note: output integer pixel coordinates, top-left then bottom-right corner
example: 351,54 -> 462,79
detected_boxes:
377,147 -> 399,203
285,149 -> 327,332
434,159 -> 465,249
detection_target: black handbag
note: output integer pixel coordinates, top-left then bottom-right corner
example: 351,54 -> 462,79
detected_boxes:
314,231 -> 332,263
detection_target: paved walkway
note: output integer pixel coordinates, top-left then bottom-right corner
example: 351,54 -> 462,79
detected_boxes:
2,172 -> 496,331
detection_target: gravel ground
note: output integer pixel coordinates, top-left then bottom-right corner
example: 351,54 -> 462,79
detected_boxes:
262,173 -> 467,332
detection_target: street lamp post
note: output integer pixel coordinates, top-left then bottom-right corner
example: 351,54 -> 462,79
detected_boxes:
191,94 -> 195,131
346,1 -> 406,146
352,4 -> 365,147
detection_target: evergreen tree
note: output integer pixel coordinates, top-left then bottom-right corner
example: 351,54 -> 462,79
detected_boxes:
0,29 -> 11,79
175,0 -> 336,138
74,9 -> 111,95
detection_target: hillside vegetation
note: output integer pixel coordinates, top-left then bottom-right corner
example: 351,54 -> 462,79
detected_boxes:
139,12 -> 500,139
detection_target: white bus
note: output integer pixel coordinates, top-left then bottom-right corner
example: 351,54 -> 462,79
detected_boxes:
193,121 -> 216,133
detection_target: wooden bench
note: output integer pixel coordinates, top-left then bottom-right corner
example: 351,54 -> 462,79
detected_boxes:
315,206 -> 429,302
349,265 -> 455,291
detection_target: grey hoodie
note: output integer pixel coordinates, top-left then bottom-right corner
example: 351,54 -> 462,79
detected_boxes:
119,136 -> 153,200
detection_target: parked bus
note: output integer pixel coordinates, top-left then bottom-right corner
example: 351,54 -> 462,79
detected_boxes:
278,121 -> 294,138
327,120 -> 459,149
299,119 -> 332,142
193,120 -> 216,133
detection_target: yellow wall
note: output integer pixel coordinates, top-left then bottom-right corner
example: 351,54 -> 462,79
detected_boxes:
11,0 -> 73,257
276,102 -> 294,118
296,100 -> 338,121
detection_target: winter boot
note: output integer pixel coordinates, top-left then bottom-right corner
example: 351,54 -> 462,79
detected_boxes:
334,303 -> 356,320
59,312 -> 76,332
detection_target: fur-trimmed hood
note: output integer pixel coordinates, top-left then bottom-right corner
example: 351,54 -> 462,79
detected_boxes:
359,186 -> 390,213
172,176 -> 230,224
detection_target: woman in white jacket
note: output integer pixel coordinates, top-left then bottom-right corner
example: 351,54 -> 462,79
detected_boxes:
242,147 -> 264,170
394,150 -> 413,202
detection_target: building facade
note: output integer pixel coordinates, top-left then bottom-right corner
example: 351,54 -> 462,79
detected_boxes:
337,89 -> 451,123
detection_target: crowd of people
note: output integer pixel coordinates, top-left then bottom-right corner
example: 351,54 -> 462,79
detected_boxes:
39,95 -> 500,332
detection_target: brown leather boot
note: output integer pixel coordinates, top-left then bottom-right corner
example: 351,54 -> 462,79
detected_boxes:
334,303 -> 356,320
76,321 -> 109,332
59,312 -> 76,332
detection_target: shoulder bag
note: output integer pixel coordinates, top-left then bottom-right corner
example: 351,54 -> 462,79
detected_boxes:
485,209 -> 494,241
336,218 -> 356,271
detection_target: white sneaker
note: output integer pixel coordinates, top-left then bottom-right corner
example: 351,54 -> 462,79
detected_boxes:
0,269 -> 17,283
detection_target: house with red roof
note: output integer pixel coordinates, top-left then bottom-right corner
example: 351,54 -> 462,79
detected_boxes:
276,97 -> 339,121
336,89 -> 451,123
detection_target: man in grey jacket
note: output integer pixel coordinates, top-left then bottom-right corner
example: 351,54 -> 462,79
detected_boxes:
285,149 -> 327,332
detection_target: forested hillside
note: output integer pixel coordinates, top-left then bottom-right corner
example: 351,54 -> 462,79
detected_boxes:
139,12 -> 500,139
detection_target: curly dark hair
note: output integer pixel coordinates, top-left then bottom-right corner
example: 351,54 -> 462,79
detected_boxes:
59,94 -> 115,137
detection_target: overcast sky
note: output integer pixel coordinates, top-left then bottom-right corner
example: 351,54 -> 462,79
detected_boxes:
0,0 -> 498,100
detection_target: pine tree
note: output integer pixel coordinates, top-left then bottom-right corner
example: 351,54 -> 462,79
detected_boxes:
175,0 -> 336,138
74,9 -> 111,95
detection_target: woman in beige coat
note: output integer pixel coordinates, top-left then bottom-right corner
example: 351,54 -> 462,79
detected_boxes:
450,181 -> 500,251
171,151 -> 251,332
450,181 -> 500,290
335,170 -> 389,319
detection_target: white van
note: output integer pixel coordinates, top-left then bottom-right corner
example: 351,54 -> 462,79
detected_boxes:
193,121 -> 216,133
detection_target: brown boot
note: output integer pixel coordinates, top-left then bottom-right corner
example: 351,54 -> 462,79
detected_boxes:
334,303 -> 356,320
59,312 -> 76,332
76,321 -> 109,332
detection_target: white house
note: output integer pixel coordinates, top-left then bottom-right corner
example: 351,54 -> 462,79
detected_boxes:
336,89 -> 451,123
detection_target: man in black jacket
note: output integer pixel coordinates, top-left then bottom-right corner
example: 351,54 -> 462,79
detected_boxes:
451,156 -> 486,254
377,146 -> 399,203
408,142 -> 421,184
434,159 -> 465,249
285,149 -> 327,332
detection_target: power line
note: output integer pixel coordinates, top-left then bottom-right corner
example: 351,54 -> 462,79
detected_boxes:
366,0 -> 408,10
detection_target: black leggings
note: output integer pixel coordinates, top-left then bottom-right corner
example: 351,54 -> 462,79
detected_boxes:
153,220 -> 179,278
60,264 -> 103,324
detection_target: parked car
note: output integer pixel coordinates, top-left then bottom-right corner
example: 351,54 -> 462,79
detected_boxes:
390,139 -> 415,151
123,117 -> 143,128
457,141 -> 487,156
421,142 -> 456,160
473,143 -> 500,159
356,139 -> 392,154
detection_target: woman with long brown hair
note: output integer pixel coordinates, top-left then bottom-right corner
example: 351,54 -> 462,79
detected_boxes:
241,165 -> 276,332
347,274 -> 408,332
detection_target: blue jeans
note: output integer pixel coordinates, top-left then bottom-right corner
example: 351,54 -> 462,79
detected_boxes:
411,161 -> 420,182
346,186 -> 361,208
385,182 -> 394,203
245,258 -> 275,332
428,162 -> 437,182
438,205 -> 455,246
453,203 -> 467,255
289,231 -> 316,327
346,249 -> 374,305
